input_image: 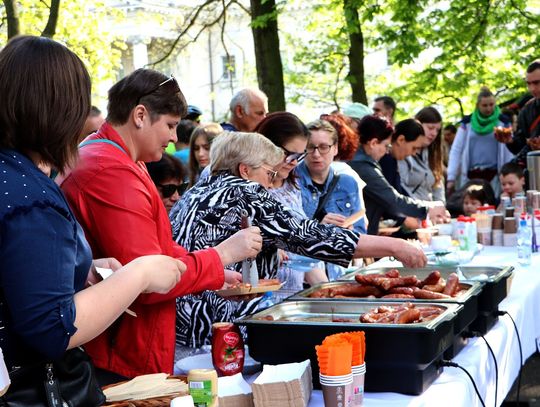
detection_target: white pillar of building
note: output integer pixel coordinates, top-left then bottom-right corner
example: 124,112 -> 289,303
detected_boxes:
132,39 -> 149,69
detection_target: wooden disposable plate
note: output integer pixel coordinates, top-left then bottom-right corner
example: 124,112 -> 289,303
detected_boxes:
216,279 -> 283,297
102,375 -> 188,406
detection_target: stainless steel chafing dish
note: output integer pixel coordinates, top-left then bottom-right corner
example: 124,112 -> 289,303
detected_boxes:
338,265 -> 513,333
237,300 -> 462,394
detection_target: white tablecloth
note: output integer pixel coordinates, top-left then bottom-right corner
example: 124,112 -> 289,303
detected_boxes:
307,246 -> 540,407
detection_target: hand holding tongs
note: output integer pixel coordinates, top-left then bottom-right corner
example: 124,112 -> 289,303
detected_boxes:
241,209 -> 259,287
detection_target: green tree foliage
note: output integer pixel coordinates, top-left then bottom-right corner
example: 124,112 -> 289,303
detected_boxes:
283,0 -> 381,111
0,0 -> 125,106
371,0 -> 540,120
285,0 -> 540,121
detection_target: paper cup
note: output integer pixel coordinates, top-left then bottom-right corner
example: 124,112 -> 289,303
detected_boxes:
320,373 -> 353,407
351,364 -> 366,407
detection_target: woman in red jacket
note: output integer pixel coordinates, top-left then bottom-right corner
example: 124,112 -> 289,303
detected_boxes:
58,69 -> 262,384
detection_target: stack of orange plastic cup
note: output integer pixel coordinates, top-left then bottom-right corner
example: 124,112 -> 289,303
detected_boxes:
316,332 -> 366,407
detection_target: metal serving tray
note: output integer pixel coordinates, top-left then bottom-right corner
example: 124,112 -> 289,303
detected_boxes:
237,300 -> 461,394
340,265 -> 513,333
289,280 -> 481,334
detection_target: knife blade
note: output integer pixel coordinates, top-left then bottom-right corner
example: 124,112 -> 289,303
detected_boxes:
240,209 -> 259,287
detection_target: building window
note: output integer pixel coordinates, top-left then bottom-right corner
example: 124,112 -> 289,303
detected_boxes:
222,55 -> 236,80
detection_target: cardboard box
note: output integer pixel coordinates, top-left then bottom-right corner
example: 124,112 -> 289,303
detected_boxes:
251,360 -> 312,407
218,373 -> 254,407
219,393 -> 254,407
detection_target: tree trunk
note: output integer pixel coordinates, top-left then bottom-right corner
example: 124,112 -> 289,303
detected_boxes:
250,0 -> 286,112
41,0 -> 61,38
343,0 -> 367,105
3,0 -> 20,39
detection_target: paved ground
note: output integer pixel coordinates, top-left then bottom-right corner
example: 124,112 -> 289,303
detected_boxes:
503,352 -> 540,406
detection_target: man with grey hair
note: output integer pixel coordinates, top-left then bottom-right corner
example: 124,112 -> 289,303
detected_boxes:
221,87 -> 268,132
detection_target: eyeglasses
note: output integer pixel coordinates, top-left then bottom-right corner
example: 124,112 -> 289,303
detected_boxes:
282,147 -> 307,164
137,74 -> 178,104
260,165 -> 278,183
306,143 -> 335,154
157,183 -> 187,198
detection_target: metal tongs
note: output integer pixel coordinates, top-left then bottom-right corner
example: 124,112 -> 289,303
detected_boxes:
240,209 -> 259,287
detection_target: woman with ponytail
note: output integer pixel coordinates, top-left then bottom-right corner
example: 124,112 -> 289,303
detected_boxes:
447,87 -> 514,196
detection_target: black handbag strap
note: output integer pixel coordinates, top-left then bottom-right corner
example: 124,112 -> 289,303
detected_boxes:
313,172 -> 340,220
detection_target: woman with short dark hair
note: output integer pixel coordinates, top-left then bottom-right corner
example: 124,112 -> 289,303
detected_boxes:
349,115 -> 448,235
58,68 -> 261,381
0,36 -> 184,402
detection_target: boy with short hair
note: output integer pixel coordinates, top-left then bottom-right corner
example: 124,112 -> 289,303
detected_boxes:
499,162 -> 525,199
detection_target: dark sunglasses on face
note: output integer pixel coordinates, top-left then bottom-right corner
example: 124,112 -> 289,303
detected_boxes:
158,183 -> 187,198
282,147 -> 307,164
137,74 -> 178,104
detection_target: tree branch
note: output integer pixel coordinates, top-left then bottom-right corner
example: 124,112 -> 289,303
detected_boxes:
433,95 -> 464,118
149,0 -> 220,66
230,0 -> 250,15
41,0 -> 60,38
509,0 -> 540,22
462,0 -> 491,52
332,62 -> 346,110
3,0 -> 20,39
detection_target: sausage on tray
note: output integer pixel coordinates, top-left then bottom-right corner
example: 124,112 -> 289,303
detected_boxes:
328,284 -> 382,298
395,308 -> 421,324
381,294 -> 415,299
413,287 -> 451,299
385,269 -> 401,278
388,286 -> 414,295
419,270 -> 441,287
423,278 -> 446,293
443,273 -> 460,296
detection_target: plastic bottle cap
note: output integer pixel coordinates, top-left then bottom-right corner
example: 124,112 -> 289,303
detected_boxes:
520,219 -> 527,227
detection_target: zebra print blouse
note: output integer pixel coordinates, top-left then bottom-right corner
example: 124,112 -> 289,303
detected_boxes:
169,172 -> 359,347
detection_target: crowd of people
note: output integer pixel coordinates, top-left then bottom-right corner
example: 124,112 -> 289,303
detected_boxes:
1,34 -> 539,403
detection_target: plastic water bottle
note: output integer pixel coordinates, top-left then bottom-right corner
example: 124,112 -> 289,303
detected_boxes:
517,217 -> 532,266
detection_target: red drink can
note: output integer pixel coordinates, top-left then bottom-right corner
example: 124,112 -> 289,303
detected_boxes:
211,322 -> 245,376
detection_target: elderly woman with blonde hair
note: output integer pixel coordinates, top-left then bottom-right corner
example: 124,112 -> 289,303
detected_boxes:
169,131 -> 426,351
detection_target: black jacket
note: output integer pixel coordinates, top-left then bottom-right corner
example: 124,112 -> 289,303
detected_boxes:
348,148 -> 428,235
507,98 -> 540,165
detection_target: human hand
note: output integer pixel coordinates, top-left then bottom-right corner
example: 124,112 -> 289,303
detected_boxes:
527,137 -> 540,151
321,213 -> 347,227
214,226 -> 262,266
446,181 -> 455,197
224,269 -> 243,285
87,257 -> 123,286
392,239 -> 427,268
126,255 -> 185,294
494,127 -> 513,144
428,202 -> 450,224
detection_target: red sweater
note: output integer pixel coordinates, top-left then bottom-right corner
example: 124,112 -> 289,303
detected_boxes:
58,123 -> 224,378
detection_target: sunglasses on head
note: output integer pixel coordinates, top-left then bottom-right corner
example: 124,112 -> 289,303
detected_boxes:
157,183 -> 187,198
282,147 -> 307,164
137,74 -> 178,104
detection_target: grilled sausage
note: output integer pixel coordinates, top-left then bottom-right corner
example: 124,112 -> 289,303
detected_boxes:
328,284 -> 382,298
381,294 -> 415,299
423,278 -> 446,293
443,273 -> 460,296
385,269 -> 401,278
395,308 -> 421,324
388,286 -> 415,295
419,270 -> 441,287
413,287 -> 451,299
